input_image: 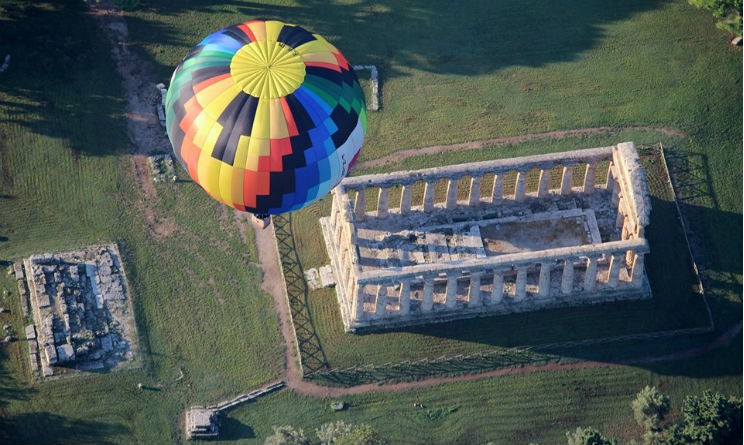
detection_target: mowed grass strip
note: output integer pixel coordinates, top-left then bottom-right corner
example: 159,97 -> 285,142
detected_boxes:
225,337 -> 741,445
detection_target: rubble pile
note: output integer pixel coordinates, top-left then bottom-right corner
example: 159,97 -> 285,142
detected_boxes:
23,244 -> 137,377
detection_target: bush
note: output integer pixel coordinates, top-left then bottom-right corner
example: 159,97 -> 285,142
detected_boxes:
632,386 -> 671,432
566,426 -> 617,445
265,425 -> 310,445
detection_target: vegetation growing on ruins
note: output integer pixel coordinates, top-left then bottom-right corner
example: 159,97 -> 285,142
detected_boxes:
0,0 -> 739,444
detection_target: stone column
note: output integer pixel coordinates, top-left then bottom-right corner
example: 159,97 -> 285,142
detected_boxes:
399,280 -> 411,314
445,178 -> 458,210
515,267 -> 527,301
560,165 -> 573,195
353,286 -> 365,320
514,171 -> 527,202
346,276 -> 356,311
354,188 -> 366,221
537,168 -> 551,198
445,272 -> 458,309
608,254 -> 622,288
625,246 -> 636,266
330,193 -> 339,222
538,262 -> 551,297
584,257 -> 598,292
583,163 -> 596,193
345,264 -> 355,297
561,258 -> 574,295
616,207 -> 626,230
422,277 -> 434,312
611,185 -> 621,209
491,174 -> 504,203
491,271 -> 504,304
400,184 -> 413,215
377,187 -> 389,218
375,284 -> 387,316
605,161 -> 615,192
423,181 -> 436,212
468,176 -> 482,207
630,253 -> 645,288
468,271 -> 482,306
334,210 -> 344,240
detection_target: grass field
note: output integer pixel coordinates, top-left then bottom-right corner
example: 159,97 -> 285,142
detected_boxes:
0,0 -> 740,443
0,2 -> 282,443
221,338 -> 742,445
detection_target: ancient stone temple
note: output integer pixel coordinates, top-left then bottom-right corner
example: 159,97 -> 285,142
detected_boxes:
320,142 -> 652,332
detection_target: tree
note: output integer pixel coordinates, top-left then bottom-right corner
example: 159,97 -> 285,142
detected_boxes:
264,425 -> 310,445
640,391 -> 742,445
335,424 -> 387,445
679,391 -> 742,445
316,421 -> 353,445
688,0 -> 742,37
566,427 -> 618,445
632,386 -> 671,432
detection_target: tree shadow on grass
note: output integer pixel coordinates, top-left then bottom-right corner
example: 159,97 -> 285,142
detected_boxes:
219,415 -> 257,442
0,411 -> 130,445
0,1 -> 129,157
0,347 -> 36,410
126,0 -> 670,79
0,342 -> 129,444
0,0 -> 675,157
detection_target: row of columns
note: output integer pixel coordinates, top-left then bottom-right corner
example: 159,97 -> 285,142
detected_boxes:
355,250 -> 645,318
351,163 -> 602,220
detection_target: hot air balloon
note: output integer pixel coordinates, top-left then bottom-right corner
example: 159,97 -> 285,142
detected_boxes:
165,19 -> 367,216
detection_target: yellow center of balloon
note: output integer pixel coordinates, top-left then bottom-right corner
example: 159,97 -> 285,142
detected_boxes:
230,40 -> 306,99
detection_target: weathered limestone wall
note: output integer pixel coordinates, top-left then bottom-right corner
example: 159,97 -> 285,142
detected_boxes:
321,143 -> 652,331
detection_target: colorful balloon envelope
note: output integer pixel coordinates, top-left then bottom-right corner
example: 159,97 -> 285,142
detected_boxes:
165,19 -> 366,215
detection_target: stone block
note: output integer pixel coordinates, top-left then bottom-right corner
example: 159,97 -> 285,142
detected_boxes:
25,325 -> 36,340
319,265 -> 336,287
44,343 -> 58,365
29,353 -> 39,372
56,344 -> 75,363
100,334 -> 113,352
304,268 -> 320,290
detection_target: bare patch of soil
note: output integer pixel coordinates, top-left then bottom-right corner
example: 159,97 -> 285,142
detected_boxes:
87,0 -> 175,238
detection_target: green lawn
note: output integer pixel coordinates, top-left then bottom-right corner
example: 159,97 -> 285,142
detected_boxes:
223,337 -> 742,445
0,0 -> 739,443
0,2 -> 282,443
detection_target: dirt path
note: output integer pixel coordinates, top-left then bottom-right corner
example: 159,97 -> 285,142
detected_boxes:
355,126 -> 685,170
88,0 -> 175,237
251,221 -> 306,385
